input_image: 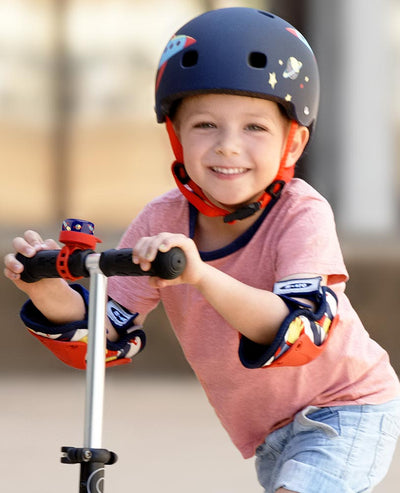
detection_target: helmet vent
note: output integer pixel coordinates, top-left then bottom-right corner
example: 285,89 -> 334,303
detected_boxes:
258,11 -> 275,19
181,50 -> 199,68
248,52 -> 267,69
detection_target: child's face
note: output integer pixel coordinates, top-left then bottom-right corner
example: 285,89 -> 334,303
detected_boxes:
173,93 -> 295,210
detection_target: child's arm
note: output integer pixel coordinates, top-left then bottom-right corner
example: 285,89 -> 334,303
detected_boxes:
132,232 -> 315,345
4,230 -> 147,369
193,264 -> 290,345
4,230 -> 86,324
4,229 -> 145,338
133,232 -> 338,369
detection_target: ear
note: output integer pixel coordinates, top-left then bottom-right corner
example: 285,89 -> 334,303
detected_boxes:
282,125 -> 309,168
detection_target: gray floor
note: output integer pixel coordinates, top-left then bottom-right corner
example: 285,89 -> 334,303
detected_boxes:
1,374 -> 399,493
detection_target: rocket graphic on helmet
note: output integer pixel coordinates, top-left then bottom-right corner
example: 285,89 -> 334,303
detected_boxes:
156,35 -> 197,91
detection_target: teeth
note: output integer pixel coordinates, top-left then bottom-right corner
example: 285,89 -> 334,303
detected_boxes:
212,167 -> 247,175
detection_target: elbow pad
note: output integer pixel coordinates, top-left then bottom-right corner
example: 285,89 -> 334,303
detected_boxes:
239,277 -> 338,369
20,284 -> 145,370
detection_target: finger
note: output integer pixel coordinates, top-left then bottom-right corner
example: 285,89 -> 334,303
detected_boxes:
4,266 -> 22,282
132,238 -> 146,264
42,238 -> 60,250
23,229 -> 46,248
143,233 -> 182,258
158,242 -> 170,253
4,253 -> 24,275
4,266 -> 17,281
139,260 -> 152,271
15,231 -> 58,255
148,276 -> 164,289
157,234 -> 189,254
133,237 -> 158,263
156,233 -> 176,253
12,236 -> 38,257
149,276 -> 172,289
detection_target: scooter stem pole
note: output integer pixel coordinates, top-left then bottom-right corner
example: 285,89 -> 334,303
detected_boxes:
84,253 -> 107,449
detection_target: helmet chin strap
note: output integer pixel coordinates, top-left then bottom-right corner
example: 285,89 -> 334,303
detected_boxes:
166,117 -> 298,224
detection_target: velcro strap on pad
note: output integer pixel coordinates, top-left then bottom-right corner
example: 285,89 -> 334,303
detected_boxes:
273,276 -> 323,308
106,299 -> 138,336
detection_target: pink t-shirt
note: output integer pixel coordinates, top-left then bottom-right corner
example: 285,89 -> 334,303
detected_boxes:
108,179 -> 400,458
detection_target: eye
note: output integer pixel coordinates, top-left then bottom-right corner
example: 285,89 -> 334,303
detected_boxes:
246,123 -> 267,132
193,121 -> 216,129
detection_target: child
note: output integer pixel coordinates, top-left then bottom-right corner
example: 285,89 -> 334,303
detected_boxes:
4,8 -> 400,493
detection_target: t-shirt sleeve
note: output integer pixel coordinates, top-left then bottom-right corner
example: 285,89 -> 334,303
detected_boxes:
273,192 -> 348,286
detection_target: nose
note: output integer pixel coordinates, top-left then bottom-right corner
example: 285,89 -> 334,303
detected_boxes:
215,128 -> 241,156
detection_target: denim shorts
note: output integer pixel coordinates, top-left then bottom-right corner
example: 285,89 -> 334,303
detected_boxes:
255,399 -> 400,493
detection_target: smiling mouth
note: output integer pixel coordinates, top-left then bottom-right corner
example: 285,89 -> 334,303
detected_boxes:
211,166 -> 248,175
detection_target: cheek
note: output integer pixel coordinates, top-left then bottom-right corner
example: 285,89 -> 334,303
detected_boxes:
253,141 -> 281,168
182,137 -> 208,166
181,143 -> 197,167
181,147 -> 202,180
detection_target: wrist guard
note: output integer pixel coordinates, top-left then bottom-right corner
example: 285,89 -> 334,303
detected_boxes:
239,277 -> 338,369
106,298 -> 138,337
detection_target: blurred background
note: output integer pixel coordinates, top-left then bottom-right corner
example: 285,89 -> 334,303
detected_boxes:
1,0 -> 399,491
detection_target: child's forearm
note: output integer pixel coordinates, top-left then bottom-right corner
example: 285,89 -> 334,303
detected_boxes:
25,278 -> 139,344
194,263 -> 289,345
26,278 -> 86,325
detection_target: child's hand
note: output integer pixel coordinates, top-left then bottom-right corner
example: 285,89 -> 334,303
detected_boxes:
132,233 -> 205,288
3,230 -> 60,292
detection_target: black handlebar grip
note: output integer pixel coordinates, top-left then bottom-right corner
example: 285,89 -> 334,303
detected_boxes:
16,250 -> 60,283
16,247 -> 186,282
16,250 -> 93,283
99,247 -> 186,279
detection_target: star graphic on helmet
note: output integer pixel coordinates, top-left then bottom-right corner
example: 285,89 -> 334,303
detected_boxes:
268,72 -> 277,89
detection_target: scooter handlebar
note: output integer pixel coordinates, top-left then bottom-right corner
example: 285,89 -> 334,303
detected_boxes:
16,247 -> 186,283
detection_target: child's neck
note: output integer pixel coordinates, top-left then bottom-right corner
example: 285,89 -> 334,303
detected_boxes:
193,209 -> 263,252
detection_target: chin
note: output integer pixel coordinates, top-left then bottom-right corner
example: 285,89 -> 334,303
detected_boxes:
219,196 -> 261,210
206,189 -> 262,211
